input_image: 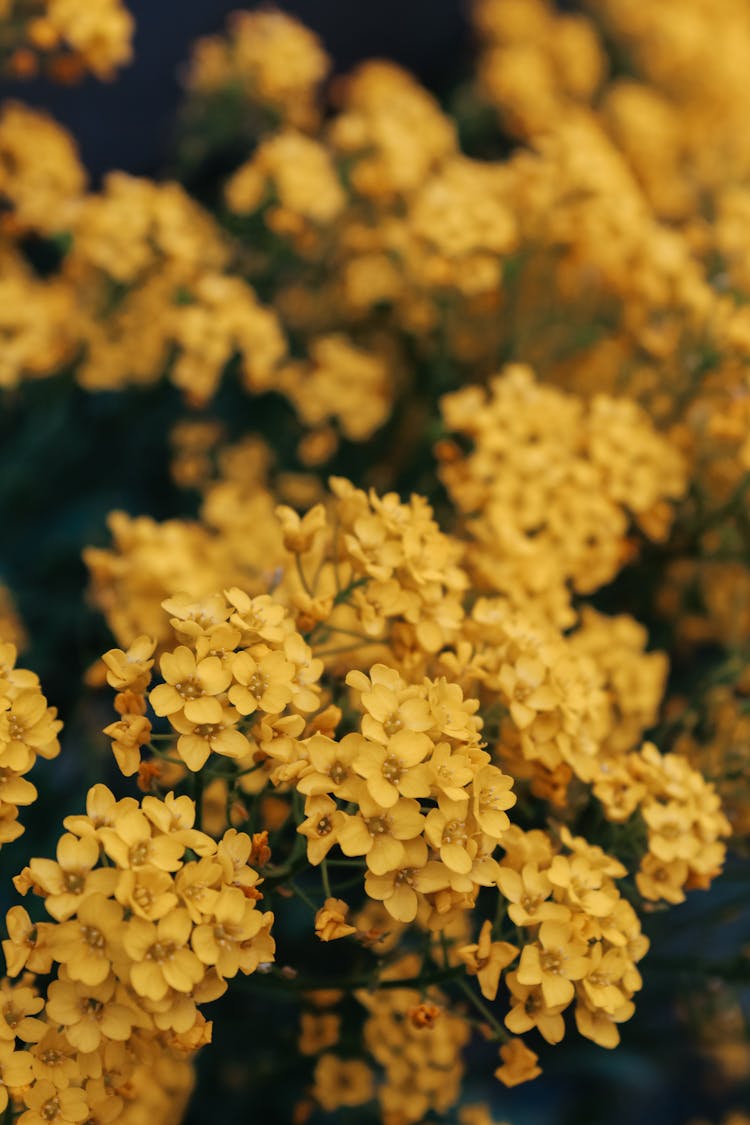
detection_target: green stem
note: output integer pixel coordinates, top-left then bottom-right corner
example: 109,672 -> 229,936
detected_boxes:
250,963 -> 466,995
193,771 -> 204,832
288,879 -> 317,912
455,976 -> 507,1041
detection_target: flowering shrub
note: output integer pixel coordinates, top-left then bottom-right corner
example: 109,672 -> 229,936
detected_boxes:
1,2 -> 750,1123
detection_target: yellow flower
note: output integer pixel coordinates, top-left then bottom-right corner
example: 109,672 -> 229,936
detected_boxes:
0,980 -> 45,1041
27,833 -> 118,920
504,970 -> 566,1044
494,1038 -> 542,1087
52,894 -> 124,986
191,886 -> 274,978
228,648 -> 294,715
471,765 -> 516,838
298,796 -> 346,866
312,1053 -> 374,1112
169,703 -> 250,771
1,907 -> 54,978
299,1011 -> 340,1055
45,975 -> 135,1053
101,636 -> 156,692
347,665 -> 432,745
0,1039 -> 33,1113
574,997 -> 634,1049
337,793 -> 424,874
62,784 -> 138,838
458,920 -> 518,1000
29,1027 -> 78,1087
98,808 -> 184,872
516,918 -> 590,1008
425,798 -> 481,875
296,733 -> 365,802
496,862 -> 569,927
364,838 -> 448,922
636,854 -> 688,904
116,863 -> 179,921
103,712 -> 152,777
124,909 -> 204,1001
314,898 -> 356,942
18,1079 -> 88,1125
353,730 -> 433,807
150,645 -> 231,719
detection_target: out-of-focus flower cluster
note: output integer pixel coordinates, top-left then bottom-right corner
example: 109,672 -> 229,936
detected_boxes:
0,0 -> 133,81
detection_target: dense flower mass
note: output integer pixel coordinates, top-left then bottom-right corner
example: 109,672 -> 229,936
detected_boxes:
0,784 -> 273,1125
1,0 -> 750,1122
0,0 -> 133,80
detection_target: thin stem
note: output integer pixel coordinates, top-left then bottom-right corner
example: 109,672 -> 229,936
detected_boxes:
288,879 -> 317,913
147,743 -> 184,767
455,976 -> 507,1041
246,963 -> 467,995
321,859 -> 332,899
193,770 -> 204,832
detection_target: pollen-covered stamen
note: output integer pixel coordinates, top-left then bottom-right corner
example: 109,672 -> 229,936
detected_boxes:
366,815 -> 390,836
147,940 -> 176,963
540,949 -> 563,975
41,1095 -> 61,1122
248,672 -> 266,697
524,991 -> 542,1016
193,722 -> 222,740
133,885 -> 153,910
329,761 -> 348,785
128,842 -> 150,866
442,818 -> 468,845
382,756 -> 403,784
82,924 -> 105,950
173,678 -> 202,700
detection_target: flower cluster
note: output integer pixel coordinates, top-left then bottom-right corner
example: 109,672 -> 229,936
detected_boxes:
297,662 -> 515,926
0,640 -> 60,846
439,365 -> 687,611
3,0 -> 750,1119
1,784 -> 274,1125
357,958 -> 470,1123
494,827 -> 647,1054
0,0 -> 134,81
103,588 -> 322,776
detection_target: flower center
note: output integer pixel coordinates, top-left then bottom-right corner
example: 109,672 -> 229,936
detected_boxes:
442,819 -> 467,845
147,941 -> 175,962
174,678 -> 201,700
540,949 -> 563,974
382,756 -> 402,784
366,815 -> 390,836
129,842 -> 150,866
41,1096 -> 61,1122
82,925 -> 105,950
